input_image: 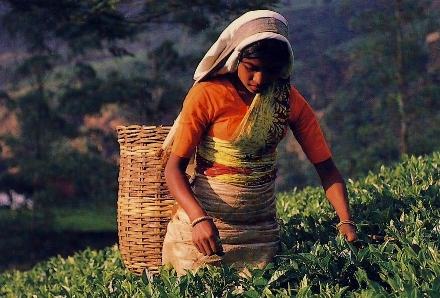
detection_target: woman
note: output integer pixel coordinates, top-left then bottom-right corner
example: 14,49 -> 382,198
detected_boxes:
162,10 -> 357,275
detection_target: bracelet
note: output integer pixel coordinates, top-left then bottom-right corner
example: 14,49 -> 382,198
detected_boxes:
336,220 -> 357,230
191,215 -> 213,227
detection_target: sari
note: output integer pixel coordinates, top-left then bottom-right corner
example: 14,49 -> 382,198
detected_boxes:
162,80 -> 290,275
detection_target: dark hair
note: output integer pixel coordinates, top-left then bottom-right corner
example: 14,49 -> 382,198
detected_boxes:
240,39 -> 290,64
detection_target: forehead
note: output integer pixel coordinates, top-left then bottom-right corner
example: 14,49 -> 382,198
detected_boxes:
241,57 -> 283,69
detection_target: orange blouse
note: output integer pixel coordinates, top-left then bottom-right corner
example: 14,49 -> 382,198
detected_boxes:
172,76 -> 332,164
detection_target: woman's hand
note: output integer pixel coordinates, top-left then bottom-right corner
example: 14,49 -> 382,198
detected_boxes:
192,219 -> 224,256
165,153 -> 224,255
314,159 -> 358,243
338,223 -> 358,242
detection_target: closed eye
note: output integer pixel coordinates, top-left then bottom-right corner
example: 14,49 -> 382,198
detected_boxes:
242,62 -> 259,72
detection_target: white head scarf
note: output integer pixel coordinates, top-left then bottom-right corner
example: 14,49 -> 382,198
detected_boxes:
193,10 -> 294,82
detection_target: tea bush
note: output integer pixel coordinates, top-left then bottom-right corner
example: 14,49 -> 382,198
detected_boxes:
2,153 -> 440,297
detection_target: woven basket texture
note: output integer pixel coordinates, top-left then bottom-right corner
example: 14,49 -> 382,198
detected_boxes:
117,125 -> 174,275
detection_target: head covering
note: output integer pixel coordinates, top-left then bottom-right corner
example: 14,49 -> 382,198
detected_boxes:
193,10 -> 294,82
162,10 -> 294,152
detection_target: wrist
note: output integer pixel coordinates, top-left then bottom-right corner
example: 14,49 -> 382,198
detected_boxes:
191,215 -> 213,227
336,220 -> 357,230
188,210 -> 208,222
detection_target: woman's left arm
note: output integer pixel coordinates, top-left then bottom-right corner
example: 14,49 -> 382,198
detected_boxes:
314,158 -> 358,242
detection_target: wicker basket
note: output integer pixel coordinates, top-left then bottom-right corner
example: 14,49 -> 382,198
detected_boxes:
116,125 -> 175,275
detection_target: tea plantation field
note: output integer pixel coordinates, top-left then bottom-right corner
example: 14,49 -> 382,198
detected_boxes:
2,153 -> 440,297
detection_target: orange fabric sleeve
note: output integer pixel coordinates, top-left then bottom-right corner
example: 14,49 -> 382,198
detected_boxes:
288,87 -> 332,164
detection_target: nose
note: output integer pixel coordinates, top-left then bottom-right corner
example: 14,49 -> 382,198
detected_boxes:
253,72 -> 265,85
253,71 -> 277,87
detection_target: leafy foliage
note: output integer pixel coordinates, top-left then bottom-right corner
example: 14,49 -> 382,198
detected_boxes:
2,152 -> 440,296
1,0 -> 139,54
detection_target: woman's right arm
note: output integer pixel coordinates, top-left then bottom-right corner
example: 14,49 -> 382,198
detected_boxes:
164,153 -> 223,256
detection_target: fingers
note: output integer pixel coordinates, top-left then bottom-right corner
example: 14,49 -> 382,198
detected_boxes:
213,236 -> 224,256
198,235 -> 224,256
345,232 -> 358,242
196,239 -> 214,256
192,220 -> 224,256
195,235 -> 223,256
338,224 -> 358,242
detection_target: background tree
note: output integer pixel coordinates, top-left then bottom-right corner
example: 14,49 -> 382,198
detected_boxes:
276,1 -> 356,191
0,0 -> 278,209
323,0 -> 440,180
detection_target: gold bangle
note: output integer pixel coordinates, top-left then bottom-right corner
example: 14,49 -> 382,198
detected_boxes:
191,215 -> 213,227
336,220 -> 357,230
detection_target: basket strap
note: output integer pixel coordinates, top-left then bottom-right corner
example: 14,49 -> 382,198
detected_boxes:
162,113 -> 196,181
162,114 -> 180,151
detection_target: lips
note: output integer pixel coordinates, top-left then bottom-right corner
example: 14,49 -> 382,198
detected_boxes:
249,85 -> 261,93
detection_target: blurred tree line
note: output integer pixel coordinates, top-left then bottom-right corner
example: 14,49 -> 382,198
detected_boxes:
276,0 -> 440,191
324,0 -> 440,179
0,0 -> 279,225
0,0 -> 439,215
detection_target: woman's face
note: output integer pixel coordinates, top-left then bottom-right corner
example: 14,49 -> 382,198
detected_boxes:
237,57 -> 284,94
